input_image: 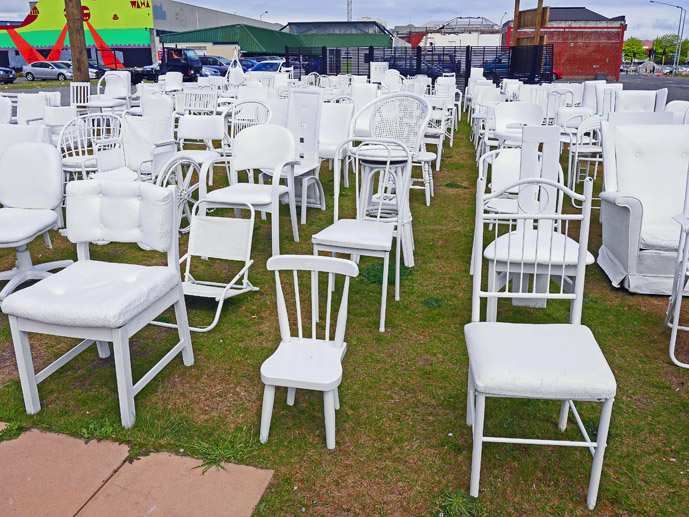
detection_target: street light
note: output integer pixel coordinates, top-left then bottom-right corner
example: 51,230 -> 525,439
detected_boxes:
650,0 -> 686,76
259,10 -> 268,20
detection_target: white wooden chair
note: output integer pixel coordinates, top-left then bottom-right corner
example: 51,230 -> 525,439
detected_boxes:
259,254 -> 359,449
70,82 -> 91,114
0,143 -> 72,301
154,199 -> 258,332
467,174 -> 616,509
1,180 -> 194,428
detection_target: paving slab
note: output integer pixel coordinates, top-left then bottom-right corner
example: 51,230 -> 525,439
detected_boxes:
0,422 -> 6,431
0,429 -> 129,516
79,452 -> 273,517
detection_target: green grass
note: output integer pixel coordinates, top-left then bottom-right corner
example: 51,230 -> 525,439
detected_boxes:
0,119 -> 688,514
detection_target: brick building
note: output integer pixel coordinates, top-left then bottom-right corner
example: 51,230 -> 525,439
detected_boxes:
504,7 -> 626,80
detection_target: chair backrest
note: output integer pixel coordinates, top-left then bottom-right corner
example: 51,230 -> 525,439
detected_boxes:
595,83 -> 623,116
99,71 -> 131,99
546,88 -> 574,122
350,75 -> 367,84
70,82 -> 91,107
231,123 -> 296,174
350,83 -> 378,109
557,82 -> 584,105
470,67 -> 484,78
0,143 -> 62,210
121,113 -> 174,173
142,92 -> 174,118
319,102 -> 355,152
581,80 -> 605,111
17,93 -> 47,125
237,85 -> 269,102
607,111 -> 675,127
381,69 -> 402,92
665,100 -> 689,123
471,174 -> 593,324
0,96 -> 10,124
66,180 -> 177,261
163,72 -> 184,92
614,89 -> 665,113
58,114 -> 122,160
494,102 -> 544,134
226,57 -> 246,86
187,200 -> 254,265
229,100 -> 272,139
602,122 -> 689,225
44,105 -> 78,141
0,123 -> 46,156
39,91 -> 61,107
287,89 -> 323,163
176,87 -> 218,115
177,114 -> 225,143
267,255 -> 358,347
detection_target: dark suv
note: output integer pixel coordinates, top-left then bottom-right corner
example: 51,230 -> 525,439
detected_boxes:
160,48 -> 203,80
199,55 -> 231,76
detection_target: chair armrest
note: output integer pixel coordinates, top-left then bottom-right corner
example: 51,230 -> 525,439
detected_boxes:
673,214 -> 689,233
600,191 -> 643,274
506,122 -> 526,129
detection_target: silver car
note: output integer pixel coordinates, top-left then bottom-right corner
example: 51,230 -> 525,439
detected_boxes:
22,61 -> 74,81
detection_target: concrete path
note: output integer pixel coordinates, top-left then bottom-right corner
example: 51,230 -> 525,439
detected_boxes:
0,423 -> 272,516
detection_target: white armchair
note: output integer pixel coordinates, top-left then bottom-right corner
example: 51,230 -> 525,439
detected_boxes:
1,180 -> 194,428
598,121 -> 689,294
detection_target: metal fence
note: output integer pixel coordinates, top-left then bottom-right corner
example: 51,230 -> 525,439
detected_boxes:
284,44 -> 555,87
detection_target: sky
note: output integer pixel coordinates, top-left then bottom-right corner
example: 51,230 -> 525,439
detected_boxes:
1,0 -> 686,41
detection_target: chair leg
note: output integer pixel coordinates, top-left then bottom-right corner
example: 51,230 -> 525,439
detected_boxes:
586,398 -> 614,509
334,387 -> 340,410
9,316 -> 41,415
466,371 -> 474,426
173,286 -> 194,366
469,393 -> 486,498
112,328 -> 136,428
287,196 -> 300,243
394,233 -> 401,301
558,400 -> 570,431
323,389 -> 336,449
300,179 -> 308,225
423,163 -> 431,206
96,341 -> 111,358
260,384 -> 276,444
379,252 -> 390,332
287,387 -> 296,406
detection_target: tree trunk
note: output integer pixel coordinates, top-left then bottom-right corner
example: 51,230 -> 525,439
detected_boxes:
64,0 -> 90,82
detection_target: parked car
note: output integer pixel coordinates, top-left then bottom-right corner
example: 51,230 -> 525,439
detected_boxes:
384,54 -> 458,79
201,66 -> 221,77
251,60 -> 284,72
0,66 -> 17,84
160,48 -> 203,80
199,55 -> 232,75
482,50 -> 562,82
239,58 -> 258,72
253,55 -> 284,63
56,60 -> 98,80
22,61 -> 73,81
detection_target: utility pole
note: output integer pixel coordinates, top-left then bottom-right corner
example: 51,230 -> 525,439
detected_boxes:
64,0 -> 89,82
511,0 -> 520,46
533,0 -> 544,45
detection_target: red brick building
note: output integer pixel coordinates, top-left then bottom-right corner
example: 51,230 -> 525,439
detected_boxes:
504,7 -> 626,80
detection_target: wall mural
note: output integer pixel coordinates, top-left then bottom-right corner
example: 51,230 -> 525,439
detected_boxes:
0,0 -> 153,67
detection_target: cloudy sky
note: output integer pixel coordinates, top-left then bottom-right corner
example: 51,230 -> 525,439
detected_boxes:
1,0 -> 685,40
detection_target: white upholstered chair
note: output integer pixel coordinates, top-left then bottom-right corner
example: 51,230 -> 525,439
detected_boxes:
1,180 -> 194,428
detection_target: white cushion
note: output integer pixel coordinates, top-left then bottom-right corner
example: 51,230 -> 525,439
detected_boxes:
484,229 -> 595,266
205,183 -> 288,206
260,338 -> 345,391
0,208 -> 57,245
417,150 -> 436,162
1,260 -> 179,328
312,220 -> 394,251
465,322 -> 617,400
639,223 -> 680,252
62,155 -> 97,170
92,168 -> 138,181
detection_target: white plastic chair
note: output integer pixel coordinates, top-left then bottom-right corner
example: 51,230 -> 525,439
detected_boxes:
665,99 -> 689,123
493,102 -> 544,147
318,102 -> 355,184
95,71 -> 132,107
0,96 -> 12,124
466,173 -> 616,510
141,92 -> 174,118
16,93 -> 47,125
614,88 -> 667,113
228,100 -> 272,140
0,143 -> 72,301
175,86 -> 218,116
43,106 -> 78,145
154,199 -> 257,332
0,123 -> 47,156
1,180 -> 194,429
259,254 -> 359,449
162,72 -> 184,93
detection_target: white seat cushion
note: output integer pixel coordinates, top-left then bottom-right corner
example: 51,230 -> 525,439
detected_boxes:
1,260 -> 179,328
640,223 -> 680,252
62,155 -> 97,170
465,322 -> 617,400
0,208 -> 57,245
260,338 -> 346,391
484,229 -> 595,266
92,168 -> 138,181
312,219 -> 394,251
205,183 -> 288,207
416,150 -> 437,162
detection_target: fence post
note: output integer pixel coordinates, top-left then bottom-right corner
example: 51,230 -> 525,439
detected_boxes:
285,46 -> 290,67
368,45 -> 374,79
321,46 -> 328,75
416,46 -> 422,76
464,45 -> 472,89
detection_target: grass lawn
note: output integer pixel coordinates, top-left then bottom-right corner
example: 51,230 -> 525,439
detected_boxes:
0,119 -> 688,515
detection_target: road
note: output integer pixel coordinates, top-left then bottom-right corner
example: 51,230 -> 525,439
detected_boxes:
616,73 -> 689,102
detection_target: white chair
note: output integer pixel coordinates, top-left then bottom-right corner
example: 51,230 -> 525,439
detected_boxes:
0,143 -> 72,301
664,100 -> 689,123
1,180 -> 194,428
466,174 -> 616,510
154,199 -> 257,333
199,124 -> 300,254
493,102 -> 544,147
70,82 -> 91,114
16,93 -> 47,125
228,100 -> 272,141
259,254 -> 358,449
594,83 -> 623,116
43,106 -> 78,146
0,96 -> 12,124
175,86 -> 218,116
350,83 -> 379,137
318,102 -> 355,185
567,116 -> 602,202
0,123 -> 47,156
94,71 -> 132,107
162,72 -> 184,93
598,121 -> 689,294
141,92 -> 174,118
614,88 -> 667,113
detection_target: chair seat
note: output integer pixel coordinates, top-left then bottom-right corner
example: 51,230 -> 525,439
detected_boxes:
312,219 -> 394,251
640,223 -> 680,252
0,208 -> 57,245
574,144 -> 602,154
260,338 -> 346,391
484,229 -> 595,266
465,322 -> 617,400
319,143 -> 344,159
205,183 -> 288,207
62,155 -> 96,171
1,260 -> 179,328
176,150 -> 221,164
416,150 -> 437,162
92,168 -> 138,181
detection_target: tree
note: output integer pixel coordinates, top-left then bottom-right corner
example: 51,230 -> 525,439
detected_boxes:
65,0 -> 89,82
622,37 -> 646,61
652,34 -> 689,64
